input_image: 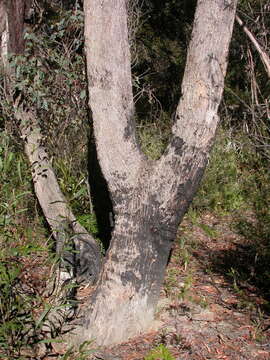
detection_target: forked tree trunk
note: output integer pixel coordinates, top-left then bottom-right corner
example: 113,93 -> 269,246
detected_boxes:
76,0 -> 238,346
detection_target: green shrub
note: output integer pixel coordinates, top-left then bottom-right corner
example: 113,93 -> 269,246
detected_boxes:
192,130 -> 245,213
138,111 -> 171,160
145,344 -> 176,360
0,243 -> 41,357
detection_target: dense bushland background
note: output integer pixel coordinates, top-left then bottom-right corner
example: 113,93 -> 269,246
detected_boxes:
0,0 -> 269,358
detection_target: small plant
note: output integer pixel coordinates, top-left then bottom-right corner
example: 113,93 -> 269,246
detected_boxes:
164,268 -> 179,297
178,236 -> 191,271
197,223 -> 218,238
138,113 -> 171,160
139,125 -> 166,160
227,267 -> 256,311
77,213 -> 99,236
0,237 -> 47,358
178,273 -> 193,301
144,344 -> 176,360
61,341 -> 97,360
55,159 -> 90,212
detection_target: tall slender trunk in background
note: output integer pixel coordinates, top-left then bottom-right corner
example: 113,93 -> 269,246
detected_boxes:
0,0 -> 101,283
75,0 -> 238,346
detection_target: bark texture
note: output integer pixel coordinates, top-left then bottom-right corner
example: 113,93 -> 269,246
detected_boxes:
76,0 -> 238,346
15,106 -> 101,282
6,0 -> 31,54
0,1 -> 6,37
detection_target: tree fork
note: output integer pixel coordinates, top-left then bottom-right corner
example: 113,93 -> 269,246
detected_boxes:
75,0 -> 238,345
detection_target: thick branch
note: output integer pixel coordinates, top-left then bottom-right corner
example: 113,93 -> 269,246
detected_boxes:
236,14 -> 270,79
84,0 -> 145,198
154,0 -> 238,222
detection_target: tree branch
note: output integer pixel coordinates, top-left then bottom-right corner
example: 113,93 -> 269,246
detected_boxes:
153,0 -> 238,221
236,14 -> 270,79
15,105 -> 101,283
84,0 -> 145,198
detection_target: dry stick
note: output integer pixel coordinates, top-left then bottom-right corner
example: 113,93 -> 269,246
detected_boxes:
236,14 -> 270,79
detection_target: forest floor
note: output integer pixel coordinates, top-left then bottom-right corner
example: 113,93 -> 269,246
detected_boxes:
12,210 -> 270,360
85,211 -> 270,360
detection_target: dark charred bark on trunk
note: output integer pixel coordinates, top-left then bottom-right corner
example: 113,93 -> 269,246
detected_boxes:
78,210 -> 175,344
75,159 -> 208,344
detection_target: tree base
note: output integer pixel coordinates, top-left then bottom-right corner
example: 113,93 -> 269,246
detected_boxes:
73,288 -> 157,346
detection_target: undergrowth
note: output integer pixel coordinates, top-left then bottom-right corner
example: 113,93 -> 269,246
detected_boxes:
144,344 -> 176,360
0,132 -> 49,358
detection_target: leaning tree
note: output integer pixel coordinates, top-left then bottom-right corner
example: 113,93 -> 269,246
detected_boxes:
0,0 -> 238,346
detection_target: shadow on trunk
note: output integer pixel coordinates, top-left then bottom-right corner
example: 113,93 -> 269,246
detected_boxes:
88,133 -> 114,251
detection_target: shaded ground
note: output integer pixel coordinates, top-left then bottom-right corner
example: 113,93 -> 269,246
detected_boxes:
86,212 -> 270,360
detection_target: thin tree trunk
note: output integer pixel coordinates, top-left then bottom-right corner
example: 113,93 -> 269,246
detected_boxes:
0,1 -> 101,283
6,0 -> 27,54
75,0 -> 238,346
15,105 -> 101,282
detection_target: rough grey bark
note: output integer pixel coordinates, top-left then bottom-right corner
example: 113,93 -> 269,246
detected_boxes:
75,0 -> 238,346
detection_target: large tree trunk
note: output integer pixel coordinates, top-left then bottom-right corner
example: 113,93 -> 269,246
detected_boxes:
75,0 -> 238,346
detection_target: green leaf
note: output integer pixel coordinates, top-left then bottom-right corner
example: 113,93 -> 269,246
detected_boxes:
80,89 -> 86,99
38,338 -> 63,344
71,187 -> 86,200
35,305 -> 51,329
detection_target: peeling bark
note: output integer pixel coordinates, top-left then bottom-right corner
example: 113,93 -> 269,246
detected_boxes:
77,0 -> 238,346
